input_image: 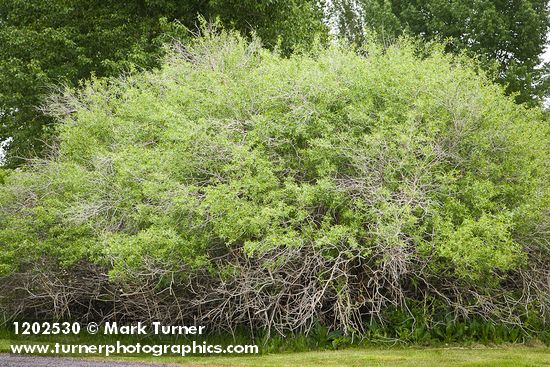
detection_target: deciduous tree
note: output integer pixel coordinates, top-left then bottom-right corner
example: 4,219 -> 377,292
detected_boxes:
329,0 -> 549,104
0,0 -> 327,166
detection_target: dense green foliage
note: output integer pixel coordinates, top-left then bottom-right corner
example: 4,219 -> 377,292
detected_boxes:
0,0 -> 326,166
2,1 -> 548,168
329,0 -> 550,104
0,32 -> 548,335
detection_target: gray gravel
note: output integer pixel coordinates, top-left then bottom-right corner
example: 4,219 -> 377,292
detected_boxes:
0,354 -> 180,367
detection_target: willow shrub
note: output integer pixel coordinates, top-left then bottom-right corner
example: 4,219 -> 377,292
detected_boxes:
0,31 -> 548,335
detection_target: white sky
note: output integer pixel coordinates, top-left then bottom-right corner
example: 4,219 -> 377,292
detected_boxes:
542,29 -> 550,64
542,32 -> 550,109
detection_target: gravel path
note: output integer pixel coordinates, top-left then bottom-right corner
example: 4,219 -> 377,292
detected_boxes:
0,354 -> 180,367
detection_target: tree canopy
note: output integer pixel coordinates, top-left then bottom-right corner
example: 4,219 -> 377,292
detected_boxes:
1,1 -> 548,167
1,32 -> 548,334
329,0 -> 550,105
0,0 -> 326,166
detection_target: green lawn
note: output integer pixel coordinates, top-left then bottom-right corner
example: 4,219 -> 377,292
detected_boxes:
2,336 -> 549,366
3,341 -> 549,366
110,346 -> 550,367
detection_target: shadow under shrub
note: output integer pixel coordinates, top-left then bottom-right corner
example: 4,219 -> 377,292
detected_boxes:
0,29 -> 548,340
